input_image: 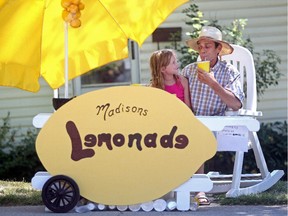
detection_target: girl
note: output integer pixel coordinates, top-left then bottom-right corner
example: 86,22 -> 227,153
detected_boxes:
149,49 -> 191,108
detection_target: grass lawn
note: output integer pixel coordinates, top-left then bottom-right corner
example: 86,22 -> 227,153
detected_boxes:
0,180 -> 287,206
0,180 -> 42,206
212,181 -> 287,205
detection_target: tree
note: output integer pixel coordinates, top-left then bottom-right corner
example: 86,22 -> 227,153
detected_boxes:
172,3 -> 282,98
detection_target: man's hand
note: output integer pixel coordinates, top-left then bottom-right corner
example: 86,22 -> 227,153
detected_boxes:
197,68 -> 242,111
197,68 -> 216,87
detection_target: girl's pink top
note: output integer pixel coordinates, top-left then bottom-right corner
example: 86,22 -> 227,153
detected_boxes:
164,80 -> 185,102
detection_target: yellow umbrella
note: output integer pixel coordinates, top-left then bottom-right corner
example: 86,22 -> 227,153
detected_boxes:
0,0 -> 188,93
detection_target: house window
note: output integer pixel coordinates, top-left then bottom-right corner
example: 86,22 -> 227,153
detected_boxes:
73,40 -> 140,95
81,58 -> 131,86
152,27 -> 182,49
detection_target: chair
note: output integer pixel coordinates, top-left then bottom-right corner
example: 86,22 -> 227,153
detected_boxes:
197,44 -> 284,197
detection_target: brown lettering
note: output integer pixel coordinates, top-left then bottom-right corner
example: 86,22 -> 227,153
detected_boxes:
144,133 -> 157,148
175,135 -> 189,149
66,121 -> 95,161
160,126 -> 177,148
128,133 -> 142,151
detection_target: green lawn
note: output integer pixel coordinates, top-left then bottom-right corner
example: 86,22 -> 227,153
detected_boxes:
0,180 -> 287,206
213,181 -> 287,205
0,180 -> 42,206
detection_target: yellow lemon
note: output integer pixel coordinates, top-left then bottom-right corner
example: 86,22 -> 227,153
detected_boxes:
73,11 -> 81,19
70,19 -> 81,28
61,10 -> 70,22
61,0 -> 72,8
72,0 -> 81,5
78,2 -> 85,10
68,4 -> 78,13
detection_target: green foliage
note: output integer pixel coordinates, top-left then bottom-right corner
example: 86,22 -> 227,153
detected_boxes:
254,50 -> 282,97
175,4 -> 206,67
0,113 -> 16,149
173,3 -> 282,98
0,113 -> 45,181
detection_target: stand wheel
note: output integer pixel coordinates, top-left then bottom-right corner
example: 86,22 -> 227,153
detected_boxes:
42,175 -> 80,213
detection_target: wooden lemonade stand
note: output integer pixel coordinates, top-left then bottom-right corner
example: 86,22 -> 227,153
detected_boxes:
32,86 -> 216,213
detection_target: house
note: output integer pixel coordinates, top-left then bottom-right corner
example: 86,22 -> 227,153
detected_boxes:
0,0 -> 287,135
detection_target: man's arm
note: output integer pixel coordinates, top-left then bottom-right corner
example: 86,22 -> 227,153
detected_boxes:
197,69 -> 242,110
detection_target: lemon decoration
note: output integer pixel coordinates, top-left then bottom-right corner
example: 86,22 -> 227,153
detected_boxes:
36,86 -> 217,205
61,0 -> 85,28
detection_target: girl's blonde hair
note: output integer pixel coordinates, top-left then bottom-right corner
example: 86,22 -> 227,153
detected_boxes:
149,49 -> 176,89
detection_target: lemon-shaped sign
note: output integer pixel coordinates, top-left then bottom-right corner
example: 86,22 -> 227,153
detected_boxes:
36,86 -> 216,205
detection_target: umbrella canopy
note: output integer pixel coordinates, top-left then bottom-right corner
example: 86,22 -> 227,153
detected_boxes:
0,0 -> 188,92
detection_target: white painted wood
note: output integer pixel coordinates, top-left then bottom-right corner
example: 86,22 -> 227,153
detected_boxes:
173,174 -> 213,211
31,172 -> 51,190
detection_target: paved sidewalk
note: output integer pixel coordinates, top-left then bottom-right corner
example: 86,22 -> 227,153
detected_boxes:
0,204 -> 287,216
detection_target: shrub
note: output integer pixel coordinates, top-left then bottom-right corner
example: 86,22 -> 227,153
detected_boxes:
0,113 -> 45,181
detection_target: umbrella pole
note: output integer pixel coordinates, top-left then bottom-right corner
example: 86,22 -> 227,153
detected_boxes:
64,22 -> 69,98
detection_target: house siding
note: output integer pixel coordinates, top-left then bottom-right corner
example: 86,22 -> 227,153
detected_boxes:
140,0 -> 287,123
0,79 -> 54,134
0,0 -> 286,134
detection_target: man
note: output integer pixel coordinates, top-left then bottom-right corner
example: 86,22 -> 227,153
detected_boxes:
180,26 -> 245,205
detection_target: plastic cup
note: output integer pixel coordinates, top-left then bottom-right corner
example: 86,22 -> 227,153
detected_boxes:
128,204 -> 141,211
197,61 -> 210,72
153,199 -> 167,212
141,201 -> 154,212
116,205 -> 128,211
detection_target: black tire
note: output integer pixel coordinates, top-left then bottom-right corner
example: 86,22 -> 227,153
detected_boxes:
41,175 -> 80,213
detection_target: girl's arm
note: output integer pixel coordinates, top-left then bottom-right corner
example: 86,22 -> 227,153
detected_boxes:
180,76 -> 191,108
